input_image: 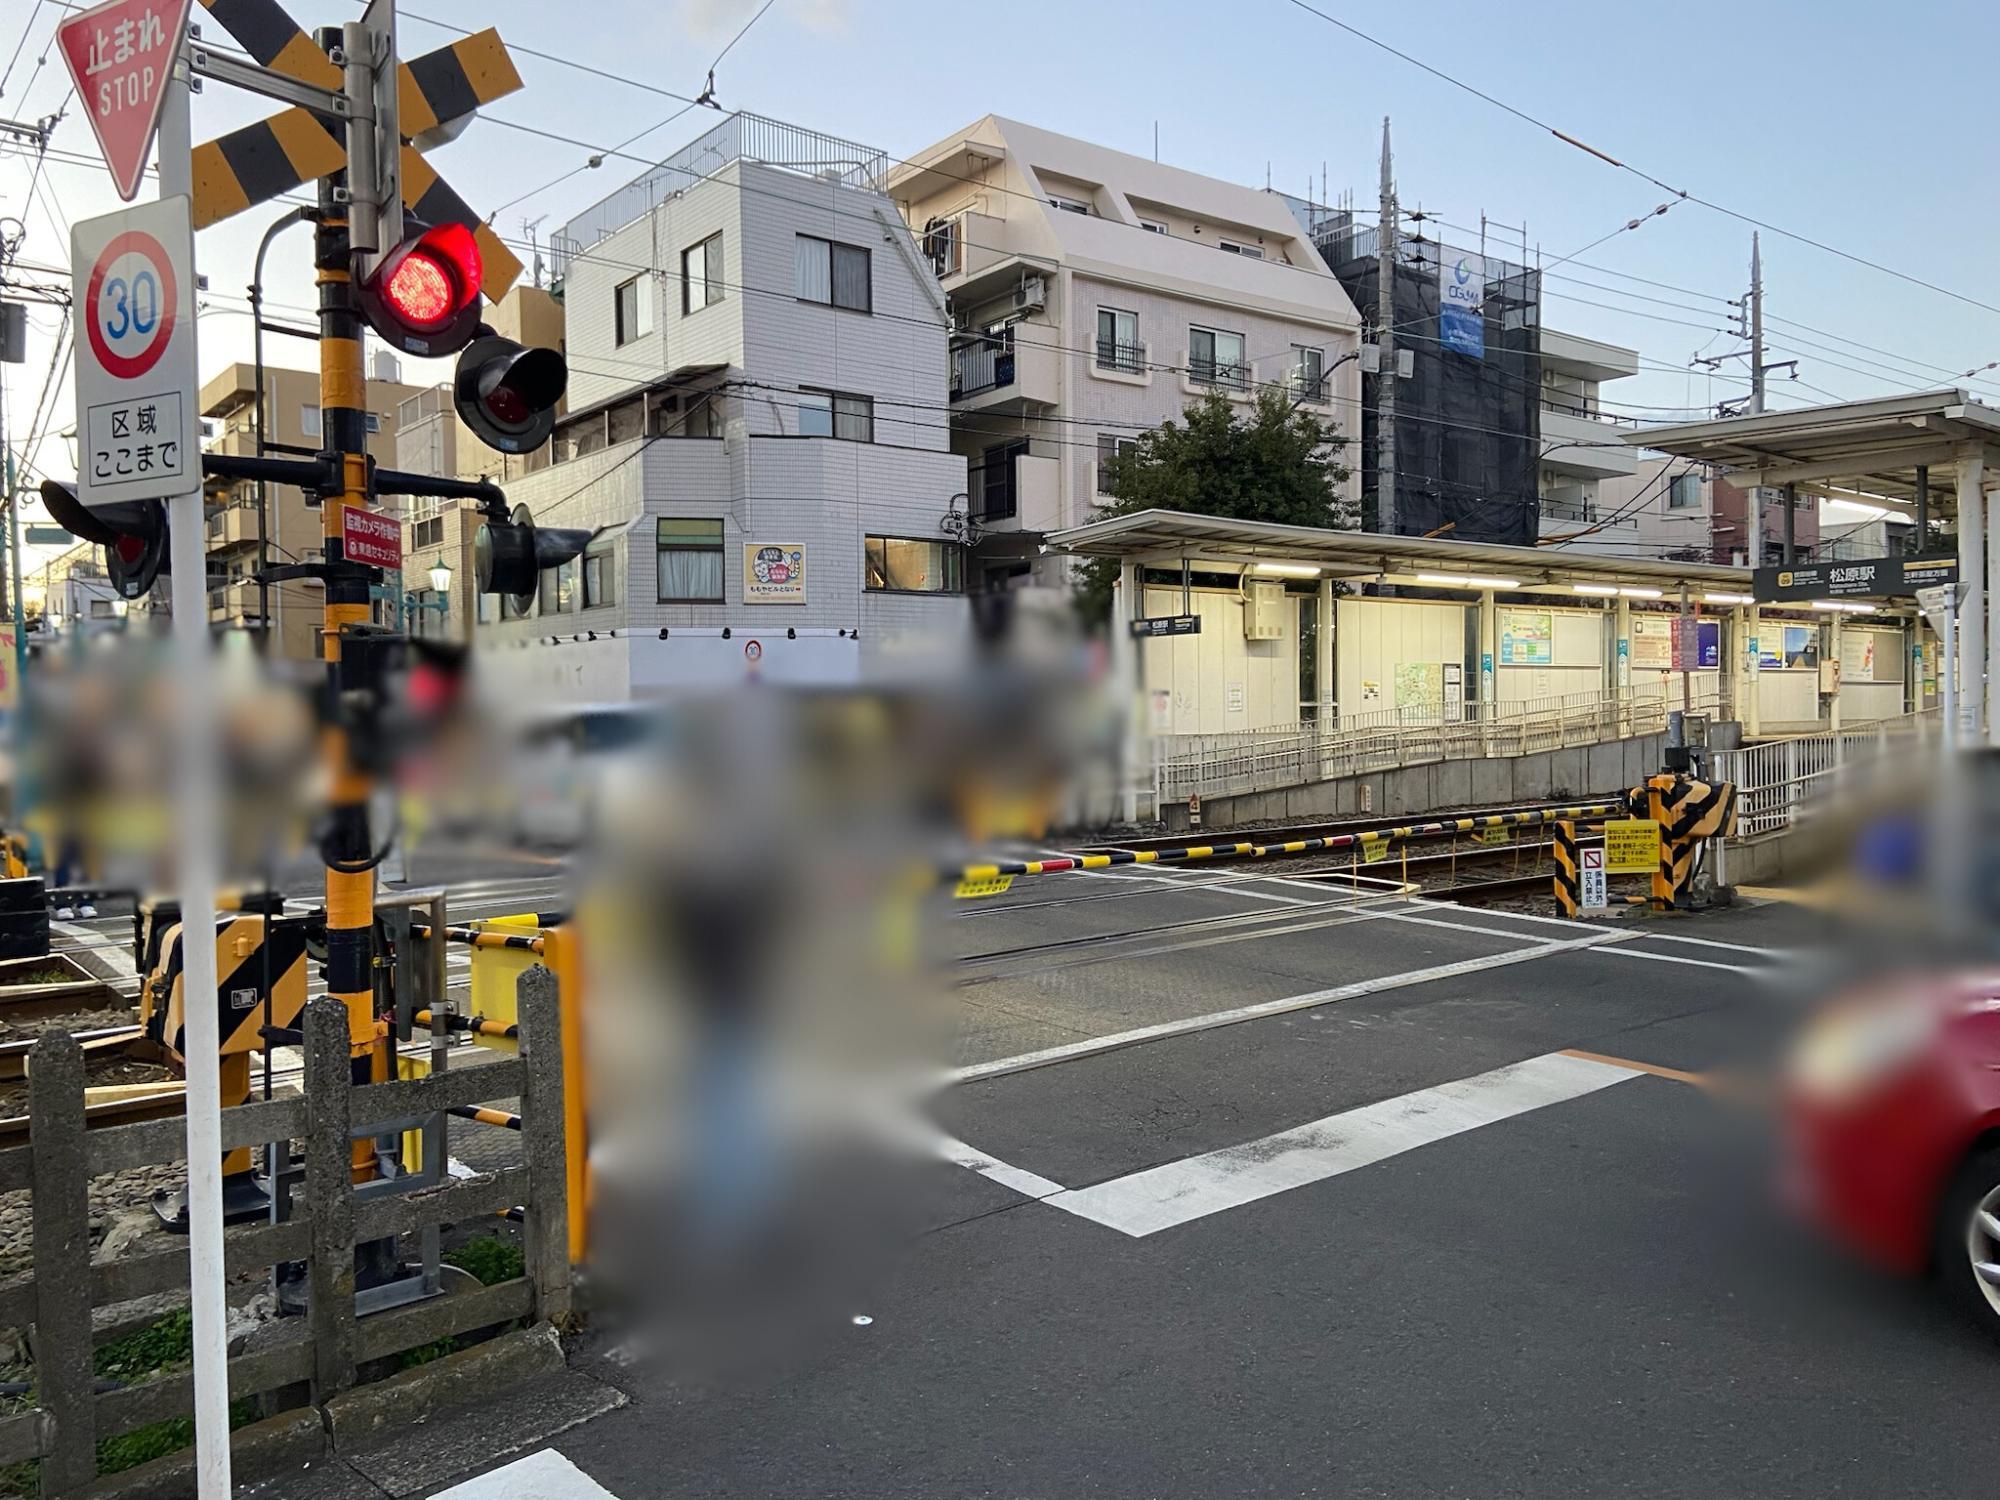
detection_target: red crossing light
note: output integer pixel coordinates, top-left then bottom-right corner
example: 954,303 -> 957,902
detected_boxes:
359,222 -> 483,357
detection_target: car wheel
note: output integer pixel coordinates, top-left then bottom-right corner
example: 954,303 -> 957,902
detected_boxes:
1936,1145 -> 2000,1337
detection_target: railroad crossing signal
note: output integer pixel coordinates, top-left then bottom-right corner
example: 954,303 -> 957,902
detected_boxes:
188,0 -> 525,297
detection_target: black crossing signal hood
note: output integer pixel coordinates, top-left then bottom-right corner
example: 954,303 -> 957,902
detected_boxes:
357,221 -> 484,358
455,334 -> 566,455
40,480 -> 167,600
475,503 -> 593,614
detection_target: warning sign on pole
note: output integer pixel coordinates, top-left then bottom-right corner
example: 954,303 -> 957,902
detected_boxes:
71,196 -> 202,510
1580,846 -> 1608,910
58,0 -> 191,202
1603,818 -> 1662,876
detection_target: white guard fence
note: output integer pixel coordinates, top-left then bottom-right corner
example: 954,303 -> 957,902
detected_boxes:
1155,687 -> 1722,804
1711,712 -> 1942,840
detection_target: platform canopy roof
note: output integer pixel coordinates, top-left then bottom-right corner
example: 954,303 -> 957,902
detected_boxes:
1046,509 -> 1756,596
1632,388 -> 2000,515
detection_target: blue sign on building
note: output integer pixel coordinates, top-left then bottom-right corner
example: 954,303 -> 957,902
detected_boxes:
1439,252 -> 1485,360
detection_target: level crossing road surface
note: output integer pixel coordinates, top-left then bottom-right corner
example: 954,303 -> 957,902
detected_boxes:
479,860 -> 2000,1500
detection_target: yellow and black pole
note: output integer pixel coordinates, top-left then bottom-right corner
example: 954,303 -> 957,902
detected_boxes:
312,54 -> 388,1185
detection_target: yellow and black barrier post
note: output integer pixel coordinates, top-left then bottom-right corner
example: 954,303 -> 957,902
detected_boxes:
1552,819 -> 1580,918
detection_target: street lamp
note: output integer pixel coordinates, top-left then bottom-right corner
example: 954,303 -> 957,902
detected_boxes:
428,559 -> 453,596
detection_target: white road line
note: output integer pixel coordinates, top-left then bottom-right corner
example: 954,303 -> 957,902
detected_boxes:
1623,930 -> 1801,958
1042,1051 -> 1640,1237
1596,946 -> 1766,975
935,1134 -> 1067,1199
950,930 -> 1631,1084
429,1449 -> 621,1499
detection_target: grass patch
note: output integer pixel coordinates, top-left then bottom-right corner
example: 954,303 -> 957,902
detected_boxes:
444,1237 -> 523,1287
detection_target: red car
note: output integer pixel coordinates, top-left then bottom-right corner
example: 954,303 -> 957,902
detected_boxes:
1785,971 -> 2000,1333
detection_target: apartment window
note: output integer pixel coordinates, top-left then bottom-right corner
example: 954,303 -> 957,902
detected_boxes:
1138,219 -> 1167,235
921,217 -> 959,278
1096,433 -> 1139,496
539,557 -> 576,615
582,546 -> 616,610
865,535 -> 965,594
1095,307 -> 1142,373
614,274 -> 653,345
1189,326 -> 1247,388
1219,240 -> 1264,259
794,235 -> 871,312
1291,344 -> 1326,400
657,518 -> 724,602
683,394 -> 723,438
798,388 -> 873,442
1667,473 -> 1702,510
1048,194 -> 1091,216
681,232 -> 723,314
976,439 -> 1028,521
411,515 -> 443,550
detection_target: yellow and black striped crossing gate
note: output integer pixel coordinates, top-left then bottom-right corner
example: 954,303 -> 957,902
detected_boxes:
1632,775 -> 1739,908
190,0 -> 524,296
141,911 -> 309,1062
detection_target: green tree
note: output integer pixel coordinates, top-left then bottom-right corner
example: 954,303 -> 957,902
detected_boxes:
1074,388 -> 1350,625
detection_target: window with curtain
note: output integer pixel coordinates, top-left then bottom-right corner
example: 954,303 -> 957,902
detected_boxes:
864,535 -> 965,594
794,235 -> 870,312
1096,307 -> 1140,371
657,518 -> 724,602
681,232 -> 723,314
615,275 -> 652,344
1189,325 -> 1247,388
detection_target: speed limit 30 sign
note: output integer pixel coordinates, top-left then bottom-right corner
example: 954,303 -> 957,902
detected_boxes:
71,195 -> 201,509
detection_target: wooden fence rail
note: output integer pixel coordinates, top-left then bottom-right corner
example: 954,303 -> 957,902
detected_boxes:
0,964 -> 569,1497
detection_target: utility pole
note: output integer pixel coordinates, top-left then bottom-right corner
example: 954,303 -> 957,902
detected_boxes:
1376,116 -> 1397,537
1747,233 -> 1765,571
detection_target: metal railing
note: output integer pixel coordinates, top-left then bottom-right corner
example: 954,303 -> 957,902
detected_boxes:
1156,686 -> 1721,802
952,340 -> 1016,399
1189,356 -> 1252,391
551,112 -> 890,279
1096,338 -> 1146,374
1712,712 -> 1941,839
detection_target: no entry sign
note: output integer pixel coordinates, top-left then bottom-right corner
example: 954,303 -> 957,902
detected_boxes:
58,0 -> 191,201
72,196 -> 201,509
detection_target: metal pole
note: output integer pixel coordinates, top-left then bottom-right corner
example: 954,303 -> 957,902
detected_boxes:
1942,592 -> 1959,756
1747,233 -> 1764,573
1375,116 -> 1396,537
1782,483 -> 1797,568
1915,464 -> 1929,555
158,42 -> 233,1500
1680,583 -> 1694,722
251,207 -> 309,655
4,379 -> 24,695
1956,449 -> 1985,744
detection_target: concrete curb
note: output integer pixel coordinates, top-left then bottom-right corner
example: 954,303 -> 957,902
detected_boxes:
81,1323 -> 573,1498
323,1322 -> 565,1450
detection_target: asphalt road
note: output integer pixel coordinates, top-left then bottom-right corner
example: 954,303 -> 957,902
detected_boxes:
511,863 -> 1999,1500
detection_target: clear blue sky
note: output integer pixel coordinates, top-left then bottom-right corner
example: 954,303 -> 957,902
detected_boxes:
6,0 -> 2000,511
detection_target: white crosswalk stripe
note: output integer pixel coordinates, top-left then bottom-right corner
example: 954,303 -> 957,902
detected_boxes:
430,1448 -> 621,1498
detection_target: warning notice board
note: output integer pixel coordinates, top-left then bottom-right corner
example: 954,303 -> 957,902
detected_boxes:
1603,819 -> 1661,875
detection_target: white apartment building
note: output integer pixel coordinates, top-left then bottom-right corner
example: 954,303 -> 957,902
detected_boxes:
887,117 -> 1364,590
473,114 -> 968,701
1554,455 -> 1719,562
1535,329 -> 1642,541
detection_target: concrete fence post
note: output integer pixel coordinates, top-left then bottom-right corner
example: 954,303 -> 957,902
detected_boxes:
515,965 -> 572,1327
303,998 -> 358,1399
29,1032 -> 94,1496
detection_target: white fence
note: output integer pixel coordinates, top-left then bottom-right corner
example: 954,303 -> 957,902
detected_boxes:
1711,712 -> 1942,839
1156,687 -> 1721,803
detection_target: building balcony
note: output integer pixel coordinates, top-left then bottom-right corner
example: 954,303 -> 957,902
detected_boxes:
950,336 -> 1057,413
205,505 -> 261,549
207,579 -> 259,622
969,449 -> 1061,534
1539,405 -> 1640,479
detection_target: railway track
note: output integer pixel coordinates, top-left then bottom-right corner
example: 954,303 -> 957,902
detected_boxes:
1085,796 -> 1625,856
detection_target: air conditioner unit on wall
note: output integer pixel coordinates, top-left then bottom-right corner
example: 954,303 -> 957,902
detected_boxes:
1014,276 -> 1046,312
1242,580 -> 1284,640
